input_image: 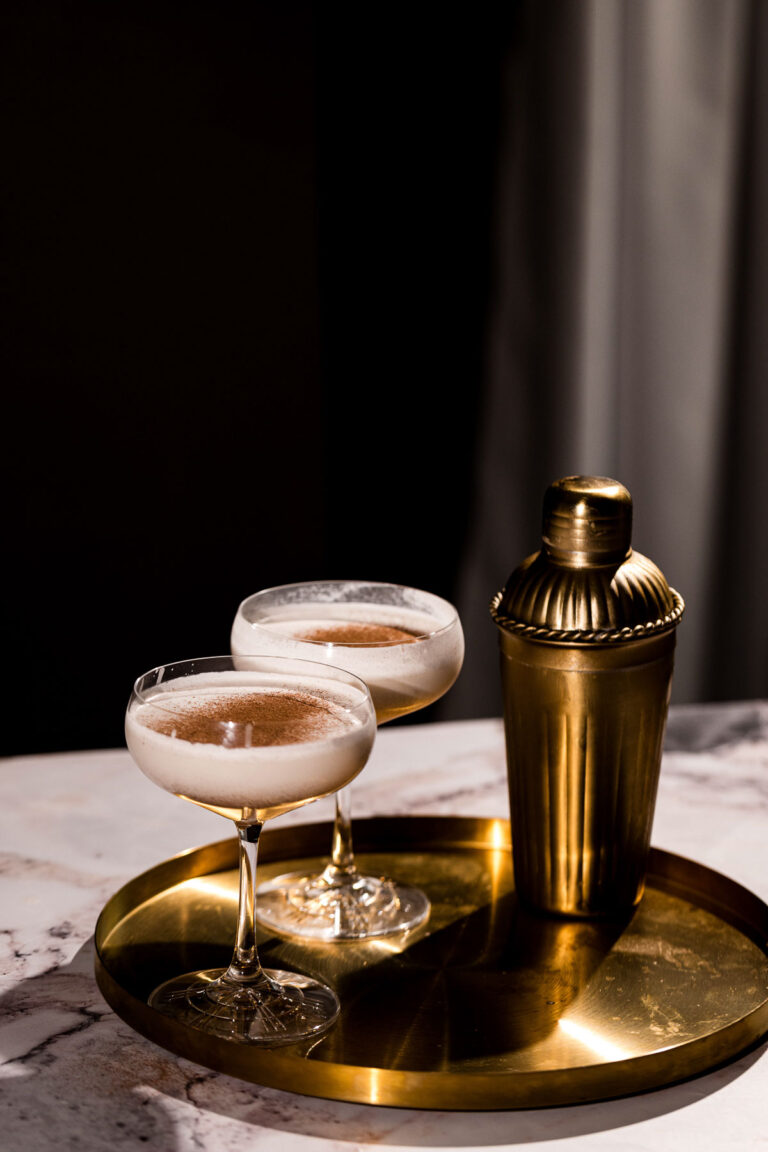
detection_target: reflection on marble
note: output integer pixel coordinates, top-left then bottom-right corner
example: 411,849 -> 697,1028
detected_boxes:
1,704 -> 767,1151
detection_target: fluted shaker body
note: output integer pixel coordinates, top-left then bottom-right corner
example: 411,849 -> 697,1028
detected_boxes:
491,477 -> 684,917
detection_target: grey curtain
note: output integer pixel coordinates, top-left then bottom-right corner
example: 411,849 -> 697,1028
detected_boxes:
450,0 -> 768,720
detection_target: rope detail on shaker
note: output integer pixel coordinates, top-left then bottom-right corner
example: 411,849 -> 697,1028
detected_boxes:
489,591 -> 685,643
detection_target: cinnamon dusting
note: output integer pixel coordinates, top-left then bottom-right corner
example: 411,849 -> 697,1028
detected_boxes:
297,622 -> 419,645
138,690 -> 349,747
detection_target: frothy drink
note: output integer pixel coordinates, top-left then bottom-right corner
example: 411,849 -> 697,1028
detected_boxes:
231,602 -> 463,724
125,673 -> 375,823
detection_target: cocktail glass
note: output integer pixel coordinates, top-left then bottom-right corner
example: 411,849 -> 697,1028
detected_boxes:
124,654 -> 376,1045
231,581 -> 465,939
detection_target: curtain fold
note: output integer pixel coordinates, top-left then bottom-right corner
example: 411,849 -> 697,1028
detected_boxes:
450,0 -> 766,719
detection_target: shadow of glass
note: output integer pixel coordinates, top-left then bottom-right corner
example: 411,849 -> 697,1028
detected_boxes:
319,894 -> 630,1071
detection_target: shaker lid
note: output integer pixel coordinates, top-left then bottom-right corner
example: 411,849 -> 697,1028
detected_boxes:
491,476 -> 684,642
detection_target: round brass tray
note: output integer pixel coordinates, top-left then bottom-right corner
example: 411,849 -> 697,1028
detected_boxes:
94,816 -> 768,1109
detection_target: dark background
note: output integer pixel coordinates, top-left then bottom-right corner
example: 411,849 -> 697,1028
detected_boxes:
3,4 -> 510,754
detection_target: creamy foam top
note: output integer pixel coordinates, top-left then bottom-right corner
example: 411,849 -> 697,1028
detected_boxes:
135,688 -> 353,748
231,604 -> 464,723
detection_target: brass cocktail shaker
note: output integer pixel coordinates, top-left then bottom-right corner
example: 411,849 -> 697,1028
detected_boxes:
491,476 -> 684,918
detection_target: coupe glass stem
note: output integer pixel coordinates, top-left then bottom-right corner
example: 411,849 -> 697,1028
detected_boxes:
325,786 -> 356,881
226,819 -> 270,986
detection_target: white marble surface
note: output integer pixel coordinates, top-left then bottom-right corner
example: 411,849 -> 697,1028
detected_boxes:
1,702 -> 767,1151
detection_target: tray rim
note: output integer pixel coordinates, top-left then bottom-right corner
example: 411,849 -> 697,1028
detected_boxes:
94,814 -> 768,1110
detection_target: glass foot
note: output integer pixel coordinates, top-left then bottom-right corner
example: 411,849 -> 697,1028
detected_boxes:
148,967 -> 339,1046
256,869 -> 431,940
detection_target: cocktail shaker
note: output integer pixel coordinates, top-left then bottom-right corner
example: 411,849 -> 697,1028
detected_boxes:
491,476 -> 684,918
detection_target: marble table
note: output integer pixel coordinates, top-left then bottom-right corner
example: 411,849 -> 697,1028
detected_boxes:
1,701 -> 767,1151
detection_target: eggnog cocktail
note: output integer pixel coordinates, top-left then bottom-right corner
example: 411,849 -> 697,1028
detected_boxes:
126,671 -> 373,822
231,582 -> 464,940
233,596 -> 462,725
124,655 -> 375,1045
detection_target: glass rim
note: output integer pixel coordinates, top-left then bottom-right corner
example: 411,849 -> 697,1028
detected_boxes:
128,653 -> 375,726
235,580 -> 461,646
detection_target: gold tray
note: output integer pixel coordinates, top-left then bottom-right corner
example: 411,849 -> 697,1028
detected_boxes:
95,816 -> 768,1109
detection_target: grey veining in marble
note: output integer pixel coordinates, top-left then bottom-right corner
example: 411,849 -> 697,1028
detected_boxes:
1,704 -> 767,1151
663,699 -> 768,753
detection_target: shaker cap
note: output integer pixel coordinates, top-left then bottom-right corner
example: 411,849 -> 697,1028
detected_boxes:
543,476 -> 632,565
491,476 -> 684,642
